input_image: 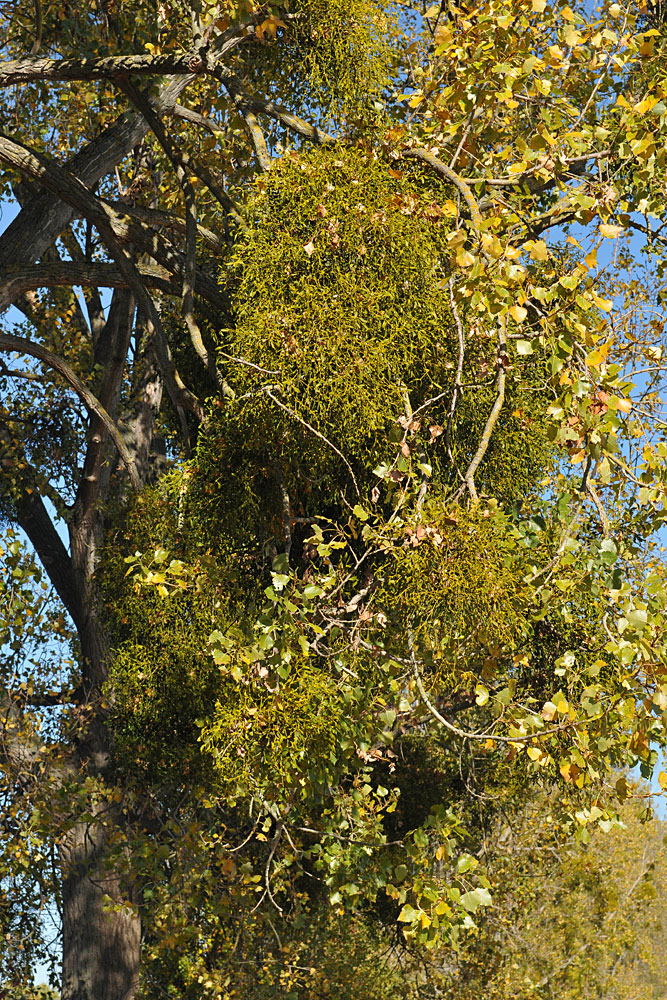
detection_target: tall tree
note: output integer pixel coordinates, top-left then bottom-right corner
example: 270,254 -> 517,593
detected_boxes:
1,1 -> 667,997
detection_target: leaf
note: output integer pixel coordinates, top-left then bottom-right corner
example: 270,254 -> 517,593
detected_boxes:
590,289 -> 613,311
460,888 -> 492,913
560,760 -> 582,783
516,340 -> 533,355
509,305 -> 527,323
528,240 -> 549,261
456,248 -> 476,268
585,344 -> 609,367
475,683 -> 489,706
626,608 -> 648,631
303,240 -> 316,256
599,223 -> 624,238
256,14 -> 286,40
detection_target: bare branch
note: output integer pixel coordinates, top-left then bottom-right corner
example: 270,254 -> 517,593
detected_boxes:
0,51 -> 206,87
0,132 -> 204,420
215,70 -> 272,172
445,276 -> 466,465
265,390 -> 360,498
450,319 -> 507,503
402,148 -> 484,234
0,260 -> 176,301
0,333 -> 140,489
119,79 -> 220,384
0,16 -> 252,272
106,200 -> 227,253
30,0 -> 43,55
186,83 -> 336,145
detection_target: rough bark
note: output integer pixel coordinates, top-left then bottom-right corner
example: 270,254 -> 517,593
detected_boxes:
0,74 -> 193,272
0,29 -> 252,996
60,808 -> 141,1000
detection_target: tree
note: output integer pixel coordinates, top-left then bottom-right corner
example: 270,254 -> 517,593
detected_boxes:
1,0 -> 667,997
436,785 -> 667,1000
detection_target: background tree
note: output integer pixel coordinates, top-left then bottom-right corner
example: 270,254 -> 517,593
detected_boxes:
1,1 -> 667,998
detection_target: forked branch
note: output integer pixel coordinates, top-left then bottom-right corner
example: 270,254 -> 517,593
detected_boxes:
0,333 -> 140,488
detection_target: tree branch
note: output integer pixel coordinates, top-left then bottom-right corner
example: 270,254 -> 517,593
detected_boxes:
10,489 -> 81,627
454,322 -> 508,503
0,260 -> 176,302
265,389 -> 360,498
215,69 -> 271,172
0,333 -> 140,489
0,132 -> 204,420
0,17 -> 251,273
119,80 -> 220,384
0,51 -> 207,87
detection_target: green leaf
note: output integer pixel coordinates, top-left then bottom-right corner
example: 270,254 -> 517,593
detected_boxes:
460,887 -> 492,913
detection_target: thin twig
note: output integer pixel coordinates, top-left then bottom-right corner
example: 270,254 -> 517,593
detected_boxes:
445,276 -> 466,464
454,319 -> 507,503
265,390 -> 360,497
0,333 -> 140,488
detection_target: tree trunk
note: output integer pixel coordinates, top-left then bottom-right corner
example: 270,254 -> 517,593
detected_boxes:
57,572 -> 142,1000
60,821 -> 141,1000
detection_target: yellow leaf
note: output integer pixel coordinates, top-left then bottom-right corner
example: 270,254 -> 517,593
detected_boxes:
564,25 -> 584,45
456,249 -> 476,268
560,760 -> 581,783
562,5 -> 576,20
541,701 -> 557,721
658,771 -> 667,790
475,683 -> 489,706
510,305 -> 527,323
256,14 -> 286,40
532,0 -> 546,9
590,289 -> 613,312
434,25 -> 453,46
585,343 -> 609,367
616,397 -> 632,414
599,223 -> 624,238
634,95 -> 660,114
303,240 -> 316,256
528,240 -> 549,261
526,746 -> 543,761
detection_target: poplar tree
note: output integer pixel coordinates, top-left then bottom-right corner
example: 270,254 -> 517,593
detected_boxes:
1,2 -> 667,998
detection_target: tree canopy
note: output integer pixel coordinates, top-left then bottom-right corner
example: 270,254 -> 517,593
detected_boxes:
1,1 -> 667,998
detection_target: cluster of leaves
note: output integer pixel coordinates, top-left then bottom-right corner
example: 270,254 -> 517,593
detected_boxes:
3,0 -> 667,996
